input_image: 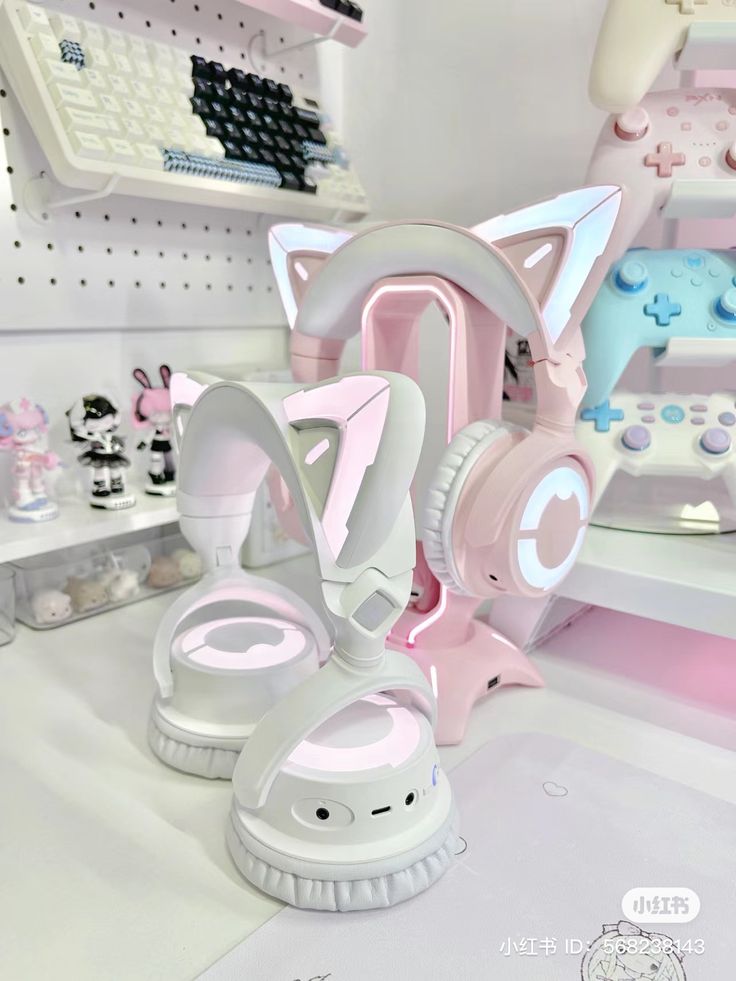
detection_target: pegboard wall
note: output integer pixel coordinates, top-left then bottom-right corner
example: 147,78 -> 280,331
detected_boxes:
0,0 -> 327,331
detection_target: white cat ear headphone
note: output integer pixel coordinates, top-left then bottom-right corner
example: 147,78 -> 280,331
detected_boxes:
158,371 -> 458,911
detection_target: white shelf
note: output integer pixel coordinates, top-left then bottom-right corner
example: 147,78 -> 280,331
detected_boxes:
237,0 -> 367,48
560,525 -> 736,640
0,488 -> 179,564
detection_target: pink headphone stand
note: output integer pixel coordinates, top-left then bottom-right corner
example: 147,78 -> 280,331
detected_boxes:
361,275 -> 543,745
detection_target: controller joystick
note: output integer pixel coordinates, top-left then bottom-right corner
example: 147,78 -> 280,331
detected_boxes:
614,259 -> 649,293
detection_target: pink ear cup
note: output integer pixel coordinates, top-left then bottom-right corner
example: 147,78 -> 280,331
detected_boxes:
424,424 -> 594,599
422,421 -> 525,595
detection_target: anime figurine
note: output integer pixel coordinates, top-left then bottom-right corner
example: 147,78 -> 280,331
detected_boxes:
0,398 -> 62,523
66,394 -> 136,510
131,365 -> 176,497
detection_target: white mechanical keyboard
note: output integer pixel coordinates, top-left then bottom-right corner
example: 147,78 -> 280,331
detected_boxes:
0,1 -> 369,220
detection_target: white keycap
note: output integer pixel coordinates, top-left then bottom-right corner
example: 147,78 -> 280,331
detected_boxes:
18,3 -> 53,33
98,92 -> 122,115
30,32 -> 60,60
171,49 -> 190,71
48,83 -> 97,110
149,42 -> 173,64
168,112 -> 190,132
86,46 -> 110,70
167,130 -> 187,150
112,52 -> 132,75
130,80 -> 151,102
151,86 -> 173,107
147,105 -> 166,125
132,58 -> 154,81
38,59 -> 82,87
107,74 -> 129,97
82,22 -> 106,47
105,137 -> 137,164
128,38 -> 149,60
121,98 -> 144,119
48,13 -> 81,41
84,69 -> 109,92
68,130 -> 108,160
136,143 -> 163,169
190,115 -> 206,138
122,118 -> 145,138
144,122 -> 163,142
105,29 -> 128,52
59,108 -> 109,133
155,65 -> 174,86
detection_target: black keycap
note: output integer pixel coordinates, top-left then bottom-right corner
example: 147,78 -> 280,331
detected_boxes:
264,98 -> 280,116
190,55 -> 210,78
212,82 -> 230,102
301,177 -> 318,194
276,152 -> 291,168
263,114 -> 279,133
263,78 -> 280,99
245,110 -> 262,129
227,68 -> 249,89
291,139 -> 306,156
259,149 -> 276,165
278,102 -> 294,120
247,94 -> 264,113
320,0 -> 340,10
290,154 -> 306,172
350,2 -> 364,21
278,83 -> 293,104
280,171 -> 301,192
275,135 -> 290,152
308,127 -> 327,145
223,120 -> 240,140
230,88 -> 249,108
241,144 -> 260,163
259,131 -> 275,149
245,74 -> 265,95
190,95 -> 209,116
210,100 -> 229,120
337,1 -> 353,14
223,139 -> 243,160
241,126 -> 258,144
279,121 -> 294,137
193,78 -> 213,99
293,124 -> 309,140
294,107 -> 320,127
204,118 -> 224,138
228,105 -> 246,124
208,61 -> 227,83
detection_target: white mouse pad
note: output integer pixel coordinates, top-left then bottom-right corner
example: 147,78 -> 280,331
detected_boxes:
201,733 -> 736,980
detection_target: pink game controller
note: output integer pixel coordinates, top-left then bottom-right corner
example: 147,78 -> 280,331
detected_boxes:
590,0 -> 736,113
587,88 -> 736,244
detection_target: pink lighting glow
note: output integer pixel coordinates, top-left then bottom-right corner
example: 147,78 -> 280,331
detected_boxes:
180,617 -> 307,669
406,584 -> 449,648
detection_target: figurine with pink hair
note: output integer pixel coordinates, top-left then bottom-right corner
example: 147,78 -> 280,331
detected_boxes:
131,364 -> 176,497
0,398 -> 62,522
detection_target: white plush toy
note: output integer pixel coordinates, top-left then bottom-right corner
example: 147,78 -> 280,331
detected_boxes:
104,569 -> 141,603
31,589 -> 73,625
171,548 -> 202,580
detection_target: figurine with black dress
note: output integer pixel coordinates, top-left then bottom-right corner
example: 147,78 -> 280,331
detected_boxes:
66,394 -> 136,510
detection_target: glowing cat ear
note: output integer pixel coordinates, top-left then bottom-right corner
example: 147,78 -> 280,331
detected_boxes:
472,185 -> 623,344
268,224 -> 354,328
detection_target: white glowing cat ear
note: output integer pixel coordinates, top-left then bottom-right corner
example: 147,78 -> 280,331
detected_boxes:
472,185 -> 623,344
269,224 -> 355,329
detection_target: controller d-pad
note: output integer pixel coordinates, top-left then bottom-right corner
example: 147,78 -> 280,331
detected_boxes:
644,293 -> 682,326
665,0 -> 707,12
580,400 -> 624,433
645,142 -> 686,178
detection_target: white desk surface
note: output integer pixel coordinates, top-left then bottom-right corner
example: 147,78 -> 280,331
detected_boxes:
1,582 -> 734,980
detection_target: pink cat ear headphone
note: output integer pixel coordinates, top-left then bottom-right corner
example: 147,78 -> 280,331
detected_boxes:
269,185 -> 626,601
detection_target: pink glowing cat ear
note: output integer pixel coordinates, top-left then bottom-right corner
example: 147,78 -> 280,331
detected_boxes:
471,185 -> 623,345
269,223 -> 354,328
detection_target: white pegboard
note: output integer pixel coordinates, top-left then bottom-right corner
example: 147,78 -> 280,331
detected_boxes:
0,0 -> 327,330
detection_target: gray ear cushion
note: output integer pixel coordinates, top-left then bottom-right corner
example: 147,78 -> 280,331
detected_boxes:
226,810 -> 460,912
148,713 -> 240,780
422,420 -> 517,593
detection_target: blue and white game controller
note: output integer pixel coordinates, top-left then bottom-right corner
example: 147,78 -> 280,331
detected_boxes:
582,249 -> 736,409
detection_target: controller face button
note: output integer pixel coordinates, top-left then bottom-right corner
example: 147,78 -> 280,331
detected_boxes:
718,412 -> 736,427
715,287 -> 736,323
641,415 -> 656,423
725,143 -> 736,172
701,428 -> 732,455
685,254 -> 704,269
690,404 -> 709,412
691,417 -> 706,426
661,404 -> 686,424
622,426 -> 652,452
614,259 -> 649,293
637,402 -> 656,411
644,142 -> 686,178
614,108 -> 650,141
644,293 -> 683,326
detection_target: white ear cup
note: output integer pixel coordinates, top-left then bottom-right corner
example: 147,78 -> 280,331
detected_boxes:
422,420 -> 524,594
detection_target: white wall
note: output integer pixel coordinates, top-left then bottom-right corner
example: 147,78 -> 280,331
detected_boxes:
342,0 -> 611,225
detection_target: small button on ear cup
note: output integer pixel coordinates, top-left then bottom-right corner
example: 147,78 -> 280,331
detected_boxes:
422,420 -> 525,595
